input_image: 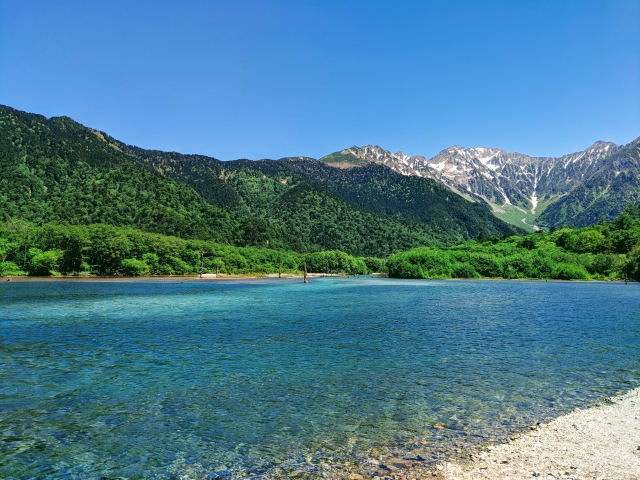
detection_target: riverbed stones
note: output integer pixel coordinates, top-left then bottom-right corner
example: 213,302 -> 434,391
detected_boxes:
439,388 -> 640,479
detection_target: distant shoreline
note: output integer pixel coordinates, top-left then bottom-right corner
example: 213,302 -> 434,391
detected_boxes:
1,273 -> 344,282
1,274 -> 633,283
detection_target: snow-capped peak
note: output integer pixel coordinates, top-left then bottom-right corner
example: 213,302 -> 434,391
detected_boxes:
321,140 -> 623,215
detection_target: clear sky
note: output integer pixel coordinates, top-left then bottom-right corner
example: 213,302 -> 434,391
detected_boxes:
1,1 -> 639,160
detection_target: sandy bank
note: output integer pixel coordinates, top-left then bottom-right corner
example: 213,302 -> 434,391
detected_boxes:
436,388 -> 640,479
2,274 -> 269,282
1,273 -> 360,282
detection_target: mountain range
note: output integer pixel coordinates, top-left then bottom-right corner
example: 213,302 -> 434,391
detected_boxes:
0,105 -> 521,258
1,104 -> 637,257
320,138 -> 640,231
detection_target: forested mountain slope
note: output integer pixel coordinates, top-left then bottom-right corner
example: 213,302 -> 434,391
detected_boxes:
0,106 -> 245,243
113,146 -> 523,242
0,105 -> 522,256
268,182 -> 459,255
230,158 -> 519,240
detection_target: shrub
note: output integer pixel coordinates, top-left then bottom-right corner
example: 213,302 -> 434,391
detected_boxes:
628,248 -> 640,281
388,259 -> 424,279
120,258 -> 150,276
551,263 -> 589,280
469,253 -> 502,277
453,263 -> 480,278
166,255 -> 193,275
142,253 -> 160,275
0,261 -> 26,276
29,248 -> 64,276
363,256 -> 386,273
565,230 -> 606,253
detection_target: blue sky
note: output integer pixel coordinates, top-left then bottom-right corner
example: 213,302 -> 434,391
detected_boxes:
1,1 -> 639,160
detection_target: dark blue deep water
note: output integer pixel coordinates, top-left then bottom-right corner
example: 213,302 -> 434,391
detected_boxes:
1,278 -> 639,478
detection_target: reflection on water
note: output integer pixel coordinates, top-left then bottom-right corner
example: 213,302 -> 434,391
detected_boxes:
1,278 -> 639,478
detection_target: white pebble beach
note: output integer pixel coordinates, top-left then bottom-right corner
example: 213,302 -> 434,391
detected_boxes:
438,388 -> 640,479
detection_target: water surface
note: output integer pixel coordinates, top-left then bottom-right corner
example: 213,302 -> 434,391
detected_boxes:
1,278 -> 639,478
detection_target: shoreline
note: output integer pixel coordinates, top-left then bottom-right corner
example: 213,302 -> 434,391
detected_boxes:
443,387 -> 640,479
1,274 -> 632,283
0,273 -> 348,282
375,388 -> 640,480
271,388 -> 640,480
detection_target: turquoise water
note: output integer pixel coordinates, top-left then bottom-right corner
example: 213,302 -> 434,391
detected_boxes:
1,278 -> 639,479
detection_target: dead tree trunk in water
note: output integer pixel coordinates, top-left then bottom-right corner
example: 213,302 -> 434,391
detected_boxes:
216,261 -> 220,278
303,263 -> 308,283
278,266 -> 281,278
199,250 -> 204,278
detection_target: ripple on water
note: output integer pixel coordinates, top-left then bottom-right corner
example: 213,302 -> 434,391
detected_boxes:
1,278 -> 639,478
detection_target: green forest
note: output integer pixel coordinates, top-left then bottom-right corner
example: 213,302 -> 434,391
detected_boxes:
0,105 -> 522,259
0,221 -> 375,277
2,206 -> 638,280
387,205 -> 640,281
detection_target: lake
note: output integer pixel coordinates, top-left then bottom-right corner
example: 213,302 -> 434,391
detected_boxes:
1,278 -> 639,478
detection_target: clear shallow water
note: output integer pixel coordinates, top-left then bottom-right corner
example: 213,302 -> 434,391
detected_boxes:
1,278 -> 639,479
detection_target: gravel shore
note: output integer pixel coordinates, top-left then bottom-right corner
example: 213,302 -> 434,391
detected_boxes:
438,388 -> 640,479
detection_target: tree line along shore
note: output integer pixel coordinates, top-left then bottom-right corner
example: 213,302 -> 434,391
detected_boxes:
1,205 -> 639,281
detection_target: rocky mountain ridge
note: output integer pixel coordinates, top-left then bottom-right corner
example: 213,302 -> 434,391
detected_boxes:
320,139 -> 636,229
538,137 -> 640,227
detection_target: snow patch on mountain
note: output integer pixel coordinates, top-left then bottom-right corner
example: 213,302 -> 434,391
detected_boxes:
321,140 -> 623,223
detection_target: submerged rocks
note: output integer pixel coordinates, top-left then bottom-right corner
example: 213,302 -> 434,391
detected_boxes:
438,389 -> 640,479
